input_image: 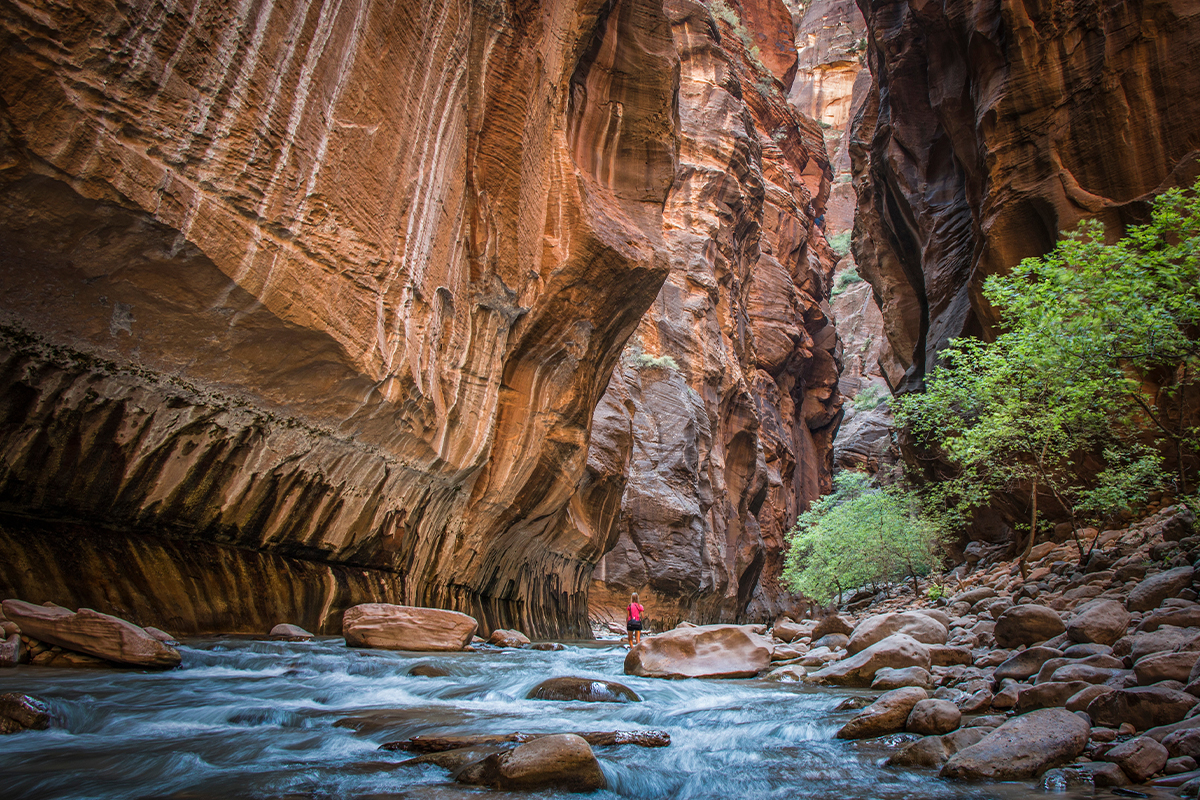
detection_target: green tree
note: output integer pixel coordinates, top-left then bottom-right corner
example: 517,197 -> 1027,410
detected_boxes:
782,472 -> 949,604
896,178 -> 1200,572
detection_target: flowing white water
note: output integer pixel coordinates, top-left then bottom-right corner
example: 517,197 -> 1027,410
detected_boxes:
0,639 -> 1172,799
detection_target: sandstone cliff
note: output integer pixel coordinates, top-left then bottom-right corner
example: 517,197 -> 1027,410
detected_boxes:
585,0 -> 842,628
851,0 -> 1200,395
0,0 -> 683,636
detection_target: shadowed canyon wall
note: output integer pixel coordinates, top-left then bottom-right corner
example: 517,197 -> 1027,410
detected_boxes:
0,0 -> 684,637
851,0 -> 1200,394
584,0 -> 843,628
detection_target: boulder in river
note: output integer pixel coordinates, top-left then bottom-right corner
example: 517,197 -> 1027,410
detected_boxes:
836,686 -> 927,739
0,634 -> 20,667
488,629 -> 531,648
342,604 -> 477,651
772,619 -> 805,643
940,708 -> 1089,781
847,612 -> 947,654
806,634 -> 931,687
623,625 -> 771,679
454,733 -> 606,792
528,677 -> 640,703
408,663 -> 451,677
1,600 -> 180,668
270,624 -> 314,641
0,693 -> 51,734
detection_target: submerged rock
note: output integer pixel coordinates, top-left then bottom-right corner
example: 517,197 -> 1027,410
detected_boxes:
270,624 -> 314,641
623,625 -> 771,679
2,600 -> 180,668
342,604 -> 477,652
0,693 -> 51,734
408,664 -> 451,678
527,677 -> 640,703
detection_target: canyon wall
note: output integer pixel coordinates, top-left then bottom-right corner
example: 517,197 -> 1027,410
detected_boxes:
585,0 -> 842,628
0,0 -> 684,637
851,0 -> 1200,394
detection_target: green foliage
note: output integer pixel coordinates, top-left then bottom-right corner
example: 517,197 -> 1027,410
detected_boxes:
631,353 -> 679,371
926,583 -> 945,601
896,178 -> 1200,552
828,232 -> 853,258
782,472 -> 950,605
851,384 -> 888,411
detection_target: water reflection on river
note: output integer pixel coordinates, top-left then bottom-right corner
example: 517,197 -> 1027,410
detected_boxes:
0,639 -> 1177,799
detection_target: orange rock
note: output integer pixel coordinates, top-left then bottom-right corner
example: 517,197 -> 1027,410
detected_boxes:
1,600 -> 180,668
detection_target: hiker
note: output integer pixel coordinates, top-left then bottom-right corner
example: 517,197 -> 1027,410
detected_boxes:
626,592 -> 644,648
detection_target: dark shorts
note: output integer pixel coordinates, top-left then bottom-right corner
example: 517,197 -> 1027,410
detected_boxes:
627,620 -> 642,632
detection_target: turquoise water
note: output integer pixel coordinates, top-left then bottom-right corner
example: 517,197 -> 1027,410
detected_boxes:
0,638 -> 1176,799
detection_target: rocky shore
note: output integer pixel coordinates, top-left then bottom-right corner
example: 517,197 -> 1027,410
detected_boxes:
752,503 -> 1200,792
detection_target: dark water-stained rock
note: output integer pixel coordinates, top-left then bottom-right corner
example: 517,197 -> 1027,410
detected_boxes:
528,677 -> 640,704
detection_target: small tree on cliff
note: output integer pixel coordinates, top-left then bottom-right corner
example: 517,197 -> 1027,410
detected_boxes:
782,472 -> 949,605
896,178 -> 1200,572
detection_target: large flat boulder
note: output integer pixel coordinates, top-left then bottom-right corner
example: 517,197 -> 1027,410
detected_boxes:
1,600 -> 180,668
623,625 -> 771,679
342,604 -> 477,651
994,605 -> 1066,648
940,708 -> 1089,781
847,612 -> 948,654
807,634 -> 931,687
1136,651 -> 1200,685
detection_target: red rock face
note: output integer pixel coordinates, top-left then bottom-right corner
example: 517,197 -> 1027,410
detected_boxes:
852,0 -> 1200,392
583,0 -> 842,628
0,0 -> 681,636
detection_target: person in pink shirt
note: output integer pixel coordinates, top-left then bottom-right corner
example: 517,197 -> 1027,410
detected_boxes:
626,592 -> 644,648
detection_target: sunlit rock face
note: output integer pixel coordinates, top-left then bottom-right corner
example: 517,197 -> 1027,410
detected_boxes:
583,0 -> 842,628
0,0 -> 681,637
851,0 -> 1200,393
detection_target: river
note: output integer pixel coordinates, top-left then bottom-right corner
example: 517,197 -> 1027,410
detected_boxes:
0,637 -> 1174,799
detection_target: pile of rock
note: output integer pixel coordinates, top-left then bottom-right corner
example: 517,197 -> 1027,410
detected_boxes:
791,504 -> 1200,790
0,599 -> 180,669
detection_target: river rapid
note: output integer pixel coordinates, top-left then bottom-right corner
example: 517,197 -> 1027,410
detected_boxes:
0,638 -> 1176,800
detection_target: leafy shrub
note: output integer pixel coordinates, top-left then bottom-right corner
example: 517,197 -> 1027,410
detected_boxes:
783,472 -> 949,605
631,353 -> 679,371
827,231 -> 853,257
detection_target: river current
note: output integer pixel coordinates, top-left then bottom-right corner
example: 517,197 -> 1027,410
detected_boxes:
0,638 -> 1176,799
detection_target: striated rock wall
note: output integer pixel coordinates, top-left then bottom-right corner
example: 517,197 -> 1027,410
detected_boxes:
0,0 -> 683,637
851,0 -> 1200,394
584,0 -> 842,629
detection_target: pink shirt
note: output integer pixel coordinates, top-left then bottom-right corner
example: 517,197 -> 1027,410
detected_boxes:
627,602 -> 643,622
